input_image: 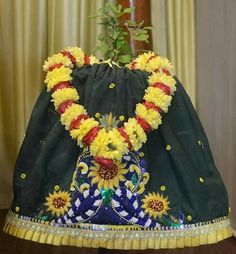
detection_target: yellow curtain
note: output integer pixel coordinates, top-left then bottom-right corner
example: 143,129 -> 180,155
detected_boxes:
151,0 -> 196,106
0,0 -> 108,209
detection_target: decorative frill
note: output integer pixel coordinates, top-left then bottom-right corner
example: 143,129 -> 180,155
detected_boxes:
4,211 -> 232,249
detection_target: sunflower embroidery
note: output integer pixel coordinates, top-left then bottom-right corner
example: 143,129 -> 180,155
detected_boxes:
88,161 -> 128,190
142,192 -> 170,219
44,190 -> 71,217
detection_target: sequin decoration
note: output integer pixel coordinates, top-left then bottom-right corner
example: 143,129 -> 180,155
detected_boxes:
199,177 -> 204,183
187,215 -> 192,221
95,112 -> 101,118
50,148 -> 157,228
119,115 -> 125,121
101,188 -> 114,205
197,140 -> 204,148
20,173 -> 26,179
160,185 -> 166,191
166,144 -> 171,151
109,83 -> 116,89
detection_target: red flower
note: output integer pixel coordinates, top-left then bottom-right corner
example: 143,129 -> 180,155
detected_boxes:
57,100 -> 75,114
162,68 -> 171,76
69,114 -> 89,130
135,116 -> 152,133
84,55 -> 90,65
48,63 -> 63,71
52,81 -> 72,92
147,55 -> 157,63
94,156 -> 114,169
119,127 -> 133,150
143,101 -> 163,113
151,82 -> 171,95
61,51 -> 76,65
131,61 -> 137,70
82,126 -> 100,146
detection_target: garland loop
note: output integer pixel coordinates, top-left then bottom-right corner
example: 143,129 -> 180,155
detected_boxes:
43,47 -> 177,164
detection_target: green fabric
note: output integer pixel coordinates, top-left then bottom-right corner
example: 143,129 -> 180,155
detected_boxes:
11,63 -> 229,224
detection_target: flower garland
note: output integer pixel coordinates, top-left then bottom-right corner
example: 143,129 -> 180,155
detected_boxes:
43,47 -> 176,166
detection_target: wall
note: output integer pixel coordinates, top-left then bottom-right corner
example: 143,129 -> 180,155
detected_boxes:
196,0 -> 236,231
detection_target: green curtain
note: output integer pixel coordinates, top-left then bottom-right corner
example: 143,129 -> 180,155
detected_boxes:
151,0 -> 196,106
0,0 -> 110,209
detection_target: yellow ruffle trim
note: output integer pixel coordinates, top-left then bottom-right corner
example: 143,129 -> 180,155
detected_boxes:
3,211 -> 232,250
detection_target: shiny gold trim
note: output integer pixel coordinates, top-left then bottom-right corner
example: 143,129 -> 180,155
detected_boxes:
3,211 -> 232,249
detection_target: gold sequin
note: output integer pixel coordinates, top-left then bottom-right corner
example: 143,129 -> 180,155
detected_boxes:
199,177 -> 204,183
54,185 -> 60,191
197,140 -> 204,148
109,83 -> 116,89
15,207 -> 20,212
160,186 -> 166,191
95,112 -> 100,118
119,115 -> 125,121
139,152 -> 144,157
20,173 -> 26,179
166,145 -> 171,151
187,215 -> 192,221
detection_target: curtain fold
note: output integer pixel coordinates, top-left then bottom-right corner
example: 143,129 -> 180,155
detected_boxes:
151,0 -> 196,106
0,0 -> 107,209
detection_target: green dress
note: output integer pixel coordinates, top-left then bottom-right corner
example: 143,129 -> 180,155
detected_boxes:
3,49 -> 232,249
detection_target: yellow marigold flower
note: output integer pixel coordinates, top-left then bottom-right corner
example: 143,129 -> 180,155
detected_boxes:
51,87 -> 79,109
43,53 -> 73,72
44,190 -> 71,217
135,103 -> 162,129
124,118 -> 147,151
142,192 -> 170,219
89,55 -> 99,65
148,72 -> 176,94
65,47 -> 85,67
144,86 -> 172,113
88,161 -> 128,190
60,104 -> 87,130
44,66 -> 72,91
70,118 -> 99,147
146,56 -> 174,74
135,51 -> 155,70
90,128 -> 128,161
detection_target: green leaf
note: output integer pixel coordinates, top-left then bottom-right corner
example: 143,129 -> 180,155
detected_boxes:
133,33 -> 149,41
123,7 -> 135,13
117,54 -> 132,64
98,34 -> 106,41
